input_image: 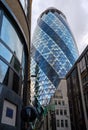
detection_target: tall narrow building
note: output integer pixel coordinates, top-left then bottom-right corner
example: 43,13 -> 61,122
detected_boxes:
0,0 -> 32,130
31,8 -> 78,105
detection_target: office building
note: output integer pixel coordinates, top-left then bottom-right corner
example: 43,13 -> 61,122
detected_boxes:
48,79 -> 71,130
0,0 -> 31,130
31,7 -> 78,105
66,46 -> 88,130
36,79 -> 71,130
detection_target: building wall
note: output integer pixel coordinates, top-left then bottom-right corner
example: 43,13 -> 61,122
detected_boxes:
40,79 -> 71,130
66,46 -> 88,130
0,84 -> 22,130
31,8 -> 78,105
0,1 -> 30,130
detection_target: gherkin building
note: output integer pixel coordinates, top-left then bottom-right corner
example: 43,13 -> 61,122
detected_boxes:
31,8 -> 78,106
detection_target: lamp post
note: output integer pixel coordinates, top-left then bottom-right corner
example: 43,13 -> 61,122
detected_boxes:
21,105 -> 37,130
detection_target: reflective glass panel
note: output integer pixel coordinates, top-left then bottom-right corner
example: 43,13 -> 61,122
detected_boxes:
0,59 -> 20,92
0,42 -> 12,62
13,57 -> 20,73
0,60 -> 8,83
1,15 -> 23,63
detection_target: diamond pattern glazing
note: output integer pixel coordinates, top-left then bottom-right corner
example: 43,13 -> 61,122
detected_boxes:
31,9 -> 78,106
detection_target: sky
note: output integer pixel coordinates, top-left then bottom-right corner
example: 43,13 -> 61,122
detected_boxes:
32,0 -> 88,55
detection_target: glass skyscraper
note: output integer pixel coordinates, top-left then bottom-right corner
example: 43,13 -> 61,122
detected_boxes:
31,8 -> 78,105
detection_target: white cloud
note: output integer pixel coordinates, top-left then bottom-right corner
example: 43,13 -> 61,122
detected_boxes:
79,33 -> 88,54
32,0 -> 88,54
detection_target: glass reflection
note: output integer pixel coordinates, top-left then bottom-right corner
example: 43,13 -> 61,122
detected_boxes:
0,60 -> 8,83
0,42 -> 12,62
1,15 -> 23,63
0,59 -> 20,93
13,58 -> 20,73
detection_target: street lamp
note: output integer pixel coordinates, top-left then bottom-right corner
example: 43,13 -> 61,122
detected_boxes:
21,105 -> 38,130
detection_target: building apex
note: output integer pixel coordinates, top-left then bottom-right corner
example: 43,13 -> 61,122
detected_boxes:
40,7 -> 66,19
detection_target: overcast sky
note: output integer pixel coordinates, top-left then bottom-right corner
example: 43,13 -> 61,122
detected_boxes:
32,0 -> 88,55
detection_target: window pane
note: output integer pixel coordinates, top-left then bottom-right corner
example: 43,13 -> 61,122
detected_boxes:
65,120 -> 68,127
13,58 -> 20,73
61,120 -> 64,127
58,101 -> 61,105
64,109 -> 67,115
57,120 -> 59,127
55,100 -> 57,105
60,109 -> 63,115
0,59 -> 20,92
62,100 -> 65,105
0,42 -> 12,62
1,15 -> 23,63
12,72 -> 19,94
0,60 -> 8,83
56,109 -> 59,115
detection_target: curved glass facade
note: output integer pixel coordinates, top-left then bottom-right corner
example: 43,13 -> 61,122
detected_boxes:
31,8 -> 78,105
0,8 -> 27,95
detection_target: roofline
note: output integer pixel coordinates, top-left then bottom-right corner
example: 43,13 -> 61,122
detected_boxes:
39,7 -> 66,19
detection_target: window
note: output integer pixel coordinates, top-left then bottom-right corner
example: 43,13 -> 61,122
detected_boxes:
65,120 -> 68,127
64,109 -> 67,115
56,109 -> 59,115
57,120 -> 60,127
61,120 -> 64,127
55,100 -> 57,105
79,57 -> 86,73
6,107 -> 13,118
1,15 -> 23,63
0,60 -> 9,84
62,100 -> 65,105
0,59 -> 20,93
0,10 -> 26,94
58,100 -> 61,105
60,109 -> 63,115
0,42 -> 12,63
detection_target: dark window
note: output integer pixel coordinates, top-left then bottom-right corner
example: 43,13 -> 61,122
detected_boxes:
65,120 -> 68,127
61,120 -> 64,127
56,109 -> 59,115
57,120 -> 59,127
64,109 -> 67,115
60,109 -> 63,115
55,100 -> 57,105
62,100 -> 65,105
6,107 -> 13,118
12,72 -> 19,94
0,59 -> 20,93
58,101 -> 61,105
